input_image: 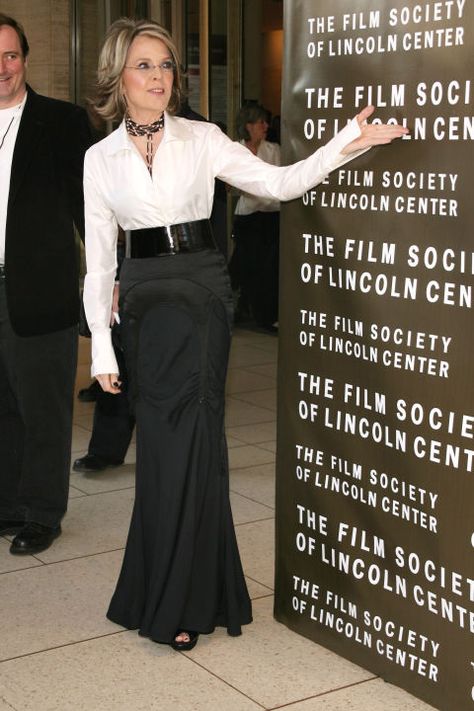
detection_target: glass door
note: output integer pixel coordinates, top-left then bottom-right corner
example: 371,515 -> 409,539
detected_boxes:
181,0 -> 241,132
70,0 -> 150,107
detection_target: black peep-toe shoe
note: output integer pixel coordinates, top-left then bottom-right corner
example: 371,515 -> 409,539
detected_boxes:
171,630 -> 199,651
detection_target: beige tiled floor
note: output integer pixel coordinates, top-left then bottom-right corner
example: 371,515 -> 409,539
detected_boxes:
0,329 -> 435,711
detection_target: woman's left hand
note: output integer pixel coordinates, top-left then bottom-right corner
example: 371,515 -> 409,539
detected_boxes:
96,373 -> 121,394
341,105 -> 409,154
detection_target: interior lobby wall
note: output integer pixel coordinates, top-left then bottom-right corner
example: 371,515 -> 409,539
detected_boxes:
2,0 -> 70,101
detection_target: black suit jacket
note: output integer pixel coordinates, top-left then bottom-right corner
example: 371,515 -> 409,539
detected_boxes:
5,87 -> 93,337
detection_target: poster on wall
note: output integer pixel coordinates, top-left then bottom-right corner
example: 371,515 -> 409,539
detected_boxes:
275,1 -> 474,709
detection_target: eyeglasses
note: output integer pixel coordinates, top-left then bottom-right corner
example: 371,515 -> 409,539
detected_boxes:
124,60 -> 176,74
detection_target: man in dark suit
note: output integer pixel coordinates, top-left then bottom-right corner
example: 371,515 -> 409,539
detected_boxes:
0,14 -> 93,554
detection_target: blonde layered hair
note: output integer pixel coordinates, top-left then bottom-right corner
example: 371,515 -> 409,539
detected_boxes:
93,17 -> 183,121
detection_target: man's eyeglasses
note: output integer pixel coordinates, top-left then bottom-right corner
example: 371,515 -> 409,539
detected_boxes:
124,60 -> 176,74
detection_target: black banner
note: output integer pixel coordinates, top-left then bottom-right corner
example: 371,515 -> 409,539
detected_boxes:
275,1 -> 474,709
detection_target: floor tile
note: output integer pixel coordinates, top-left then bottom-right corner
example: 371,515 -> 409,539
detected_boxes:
0,632 -> 262,711
245,578 -> 273,601
71,425 -> 94,452
0,551 -> 122,660
243,362 -> 278,379
70,463 -> 135,495
0,538 -> 43,575
71,413 -> 94,430
281,677 -> 435,710
230,492 -> 273,526
36,490 -> 134,563
68,485 -> 87,499
225,397 -> 276,427
229,444 -> 275,469
230,462 -> 276,508
234,389 -> 277,412
233,330 -> 279,353
236,518 -> 274,589
226,367 -> 275,394
227,420 -> 277,444
228,344 -> 276,369
123,444 -> 137,464
77,336 -> 92,365
257,440 -> 276,453
74,362 -> 93,389
246,336 -> 278,354
183,597 -> 373,709
73,399 -> 96,418
226,436 -> 246,448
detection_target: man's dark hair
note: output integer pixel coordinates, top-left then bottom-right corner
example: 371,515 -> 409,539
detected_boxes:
0,14 -> 30,57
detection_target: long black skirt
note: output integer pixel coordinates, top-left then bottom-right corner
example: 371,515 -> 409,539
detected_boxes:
107,249 -> 252,642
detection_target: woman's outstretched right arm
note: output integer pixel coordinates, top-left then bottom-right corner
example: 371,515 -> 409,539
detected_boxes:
212,105 -> 408,202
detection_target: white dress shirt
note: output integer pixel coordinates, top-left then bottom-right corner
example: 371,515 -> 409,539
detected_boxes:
234,139 -> 281,215
0,93 -> 27,265
83,112 -> 363,376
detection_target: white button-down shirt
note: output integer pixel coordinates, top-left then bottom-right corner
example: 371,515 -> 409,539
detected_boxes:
235,139 -> 281,215
83,112 -> 363,376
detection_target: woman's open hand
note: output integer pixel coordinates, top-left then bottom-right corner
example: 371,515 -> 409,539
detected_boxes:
341,105 -> 409,155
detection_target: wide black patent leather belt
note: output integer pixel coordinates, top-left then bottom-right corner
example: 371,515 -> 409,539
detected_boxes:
126,220 -> 216,258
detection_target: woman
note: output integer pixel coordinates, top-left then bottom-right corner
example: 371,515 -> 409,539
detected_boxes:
230,103 -> 281,330
83,17 -> 408,651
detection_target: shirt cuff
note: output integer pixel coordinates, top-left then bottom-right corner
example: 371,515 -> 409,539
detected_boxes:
325,116 -> 370,170
90,329 -> 119,377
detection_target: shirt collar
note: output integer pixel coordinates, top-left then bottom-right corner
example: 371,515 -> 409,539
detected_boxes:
105,111 -> 194,156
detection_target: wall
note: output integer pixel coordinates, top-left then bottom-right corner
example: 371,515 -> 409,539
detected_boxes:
261,28 -> 282,118
1,0 -> 71,101
243,0 -> 282,117
75,0 -> 102,107
242,0 -> 262,102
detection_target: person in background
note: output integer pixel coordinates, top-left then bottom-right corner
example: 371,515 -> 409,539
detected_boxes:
77,379 -> 101,402
229,103 -> 281,332
73,324 -> 135,472
74,239 -> 135,473
83,17 -> 407,652
0,14 -> 93,554
267,113 -> 280,144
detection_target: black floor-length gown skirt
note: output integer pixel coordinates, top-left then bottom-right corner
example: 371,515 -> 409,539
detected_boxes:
107,249 -> 252,642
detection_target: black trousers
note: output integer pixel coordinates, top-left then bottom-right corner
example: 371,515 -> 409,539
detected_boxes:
0,277 -> 77,527
88,327 -> 135,463
229,211 -> 280,327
